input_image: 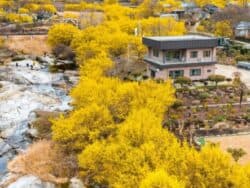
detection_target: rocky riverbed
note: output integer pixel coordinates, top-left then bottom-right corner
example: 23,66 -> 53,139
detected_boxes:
0,57 -> 78,186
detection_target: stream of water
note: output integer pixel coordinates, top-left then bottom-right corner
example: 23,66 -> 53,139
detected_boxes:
0,59 -> 74,184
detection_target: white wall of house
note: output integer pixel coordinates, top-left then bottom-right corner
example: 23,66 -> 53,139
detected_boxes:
185,48 -> 216,63
147,64 -> 215,80
148,48 -> 164,63
148,47 -> 216,64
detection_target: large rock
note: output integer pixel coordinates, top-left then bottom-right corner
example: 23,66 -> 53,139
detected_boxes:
0,139 -> 12,156
7,175 -> 55,188
36,56 -> 55,65
25,128 -> 39,139
0,57 -> 73,184
69,177 -> 85,188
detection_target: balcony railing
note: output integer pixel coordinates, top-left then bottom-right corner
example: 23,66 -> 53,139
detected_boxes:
165,57 -> 217,63
144,57 -> 216,66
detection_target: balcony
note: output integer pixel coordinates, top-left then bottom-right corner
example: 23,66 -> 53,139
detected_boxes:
144,56 -> 216,68
165,57 -> 217,65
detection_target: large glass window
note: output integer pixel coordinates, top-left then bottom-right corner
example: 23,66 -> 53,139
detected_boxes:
153,49 -> 159,57
190,51 -> 198,58
203,50 -> 211,57
166,51 -> 181,61
190,69 -> 201,76
169,70 -> 184,79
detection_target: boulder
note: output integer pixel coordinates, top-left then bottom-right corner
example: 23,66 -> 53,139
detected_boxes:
64,70 -> 79,77
1,127 -> 15,139
192,100 -> 201,105
11,55 -> 26,62
25,128 -> 39,139
213,122 -> 229,129
36,56 -> 55,65
0,139 -> 12,156
7,175 -> 55,188
69,177 -> 85,188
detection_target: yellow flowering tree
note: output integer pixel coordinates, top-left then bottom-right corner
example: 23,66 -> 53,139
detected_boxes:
48,23 -> 80,47
49,3 -> 250,188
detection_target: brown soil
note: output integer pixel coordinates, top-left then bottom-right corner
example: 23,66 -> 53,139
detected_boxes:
5,35 -> 51,56
206,134 -> 250,164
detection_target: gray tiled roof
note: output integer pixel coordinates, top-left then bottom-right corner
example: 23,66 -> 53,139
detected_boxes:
143,35 -> 218,50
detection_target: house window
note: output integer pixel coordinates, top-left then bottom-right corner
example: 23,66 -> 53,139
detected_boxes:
153,49 -> 159,57
166,50 -> 181,61
207,69 -> 211,73
203,50 -> 211,57
190,69 -> 201,76
190,51 -> 198,58
169,70 -> 184,79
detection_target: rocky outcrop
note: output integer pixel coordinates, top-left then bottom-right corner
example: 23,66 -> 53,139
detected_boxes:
7,175 -> 55,188
69,178 -> 85,188
0,58 -> 73,185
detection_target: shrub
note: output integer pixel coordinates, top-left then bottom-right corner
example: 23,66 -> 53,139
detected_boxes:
227,148 -> 246,162
174,76 -> 192,86
0,36 -> 4,47
213,115 -> 226,123
18,8 -> 29,14
8,140 -> 72,184
172,99 -> 183,109
31,111 -> 60,139
5,13 -> 33,23
52,44 -> 75,60
198,92 -> 210,101
47,23 -> 80,47
208,74 -> 226,86
49,65 -> 59,73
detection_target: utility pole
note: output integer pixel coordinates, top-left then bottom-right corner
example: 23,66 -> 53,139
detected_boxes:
158,19 -> 161,36
127,44 -> 130,64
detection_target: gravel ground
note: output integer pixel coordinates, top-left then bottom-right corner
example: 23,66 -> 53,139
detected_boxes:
206,134 -> 250,164
215,64 -> 250,88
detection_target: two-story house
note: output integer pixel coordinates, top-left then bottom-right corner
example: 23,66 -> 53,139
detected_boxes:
235,21 -> 250,39
142,35 -> 218,80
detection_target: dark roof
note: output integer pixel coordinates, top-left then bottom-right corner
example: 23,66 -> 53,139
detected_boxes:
144,57 -> 216,69
143,35 -> 218,50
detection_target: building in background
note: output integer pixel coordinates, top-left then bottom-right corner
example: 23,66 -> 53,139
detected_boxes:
142,35 -> 218,80
235,21 -> 250,39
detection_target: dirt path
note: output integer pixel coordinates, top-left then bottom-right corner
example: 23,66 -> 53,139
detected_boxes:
215,64 -> 250,89
206,134 -> 250,164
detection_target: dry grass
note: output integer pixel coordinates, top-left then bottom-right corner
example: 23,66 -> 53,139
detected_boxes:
31,110 -> 60,139
206,134 -> 250,164
8,140 -> 71,184
5,35 -> 51,56
58,11 -> 81,17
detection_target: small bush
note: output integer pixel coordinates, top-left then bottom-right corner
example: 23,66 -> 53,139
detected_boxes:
198,92 -> 210,101
174,76 -> 192,86
31,111 -> 60,139
213,115 -> 226,123
12,55 -> 26,61
208,74 -> 226,86
172,99 -> 183,109
0,37 -> 4,48
227,148 -> 246,162
49,65 -> 59,73
52,44 -> 75,60
8,140 -> 73,184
